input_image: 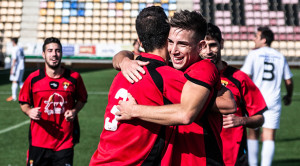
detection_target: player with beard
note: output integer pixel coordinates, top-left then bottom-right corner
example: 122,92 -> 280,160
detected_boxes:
19,37 -> 87,166
199,23 -> 267,166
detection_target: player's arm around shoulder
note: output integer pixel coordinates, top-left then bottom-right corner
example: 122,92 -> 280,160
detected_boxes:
112,50 -> 149,83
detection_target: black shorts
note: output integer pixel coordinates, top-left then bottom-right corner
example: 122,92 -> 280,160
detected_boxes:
27,146 -> 74,166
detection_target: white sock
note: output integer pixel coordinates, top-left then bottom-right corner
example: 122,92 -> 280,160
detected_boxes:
248,139 -> 259,166
19,82 -> 24,89
261,140 -> 275,166
12,82 -> 18,99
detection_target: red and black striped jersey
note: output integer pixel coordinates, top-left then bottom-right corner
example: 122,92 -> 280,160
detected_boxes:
19,68 -> 87,151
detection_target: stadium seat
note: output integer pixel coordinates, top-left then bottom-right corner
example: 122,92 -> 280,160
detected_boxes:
77,24 -> 84,31
108,25 -> 116,31
100,25 -> 108,31
77,32 -> 84,39
92,24 -> 101,31
38,24 -> 46,30
45,31 -> 53,38
116,25 -> 123,31
53,31 -> 61,38
38,31 -> 45,38
85,24 -> 92,31
45,24 -> 54,30
108,32 -> 115,39
92,32 -> 100,39
100,32 -> 108,39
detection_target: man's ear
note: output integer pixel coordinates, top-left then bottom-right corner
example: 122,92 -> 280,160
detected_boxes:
198,40 -> 206,52
42,52 -> 45,59
137,38 -> 143,48
262,38 -> 267,45
220,39 -> 224,50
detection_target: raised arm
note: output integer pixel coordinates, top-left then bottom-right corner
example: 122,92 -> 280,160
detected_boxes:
112,50 -> 149,83
282,78 -> 293,105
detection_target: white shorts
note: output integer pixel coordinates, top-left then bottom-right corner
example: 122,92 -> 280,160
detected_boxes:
9,69 -> 24,82
262,104 -> 282,129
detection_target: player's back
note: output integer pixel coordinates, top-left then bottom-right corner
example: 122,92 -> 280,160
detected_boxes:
90,53 -> 185,166
242,46 -> 288,107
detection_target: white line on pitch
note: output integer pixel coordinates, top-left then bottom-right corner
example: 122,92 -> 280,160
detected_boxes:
0,120 -> 30,135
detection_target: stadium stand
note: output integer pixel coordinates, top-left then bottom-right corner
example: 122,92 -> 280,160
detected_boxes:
193,0 -> 300,64
0,0 -> 300,68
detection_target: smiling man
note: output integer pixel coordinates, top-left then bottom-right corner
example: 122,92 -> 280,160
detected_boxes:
19,37 -> 87,166
112,10 -> 236,165
200,23 -> 267,166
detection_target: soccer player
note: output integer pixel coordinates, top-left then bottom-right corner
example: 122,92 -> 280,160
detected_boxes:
90,6 -> 184,165
241,26 -> 294,166
19,37 -> 87,166
6,37 -> 25,101
199,23 -> 267,166
112,11 -> 236,165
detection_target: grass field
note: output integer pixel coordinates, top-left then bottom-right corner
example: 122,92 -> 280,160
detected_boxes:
0,67 -> 299,166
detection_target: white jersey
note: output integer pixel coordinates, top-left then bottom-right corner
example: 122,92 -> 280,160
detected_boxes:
11,45 -> 25,71
241,46 -> 293,108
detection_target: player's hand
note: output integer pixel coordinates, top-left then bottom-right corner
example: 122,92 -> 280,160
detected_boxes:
116,93 -> 137,121
64,109 -> 77,122
120,58 -> 149,83
26,107 -> 41,120
223,114 -> 245,128
282,95 -> 292,106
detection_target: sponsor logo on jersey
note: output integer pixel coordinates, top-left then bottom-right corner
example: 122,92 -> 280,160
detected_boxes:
221,80 -> 228,87
63,82 -> 70,90
44,93 -> 67,115
49,81 -> 59,89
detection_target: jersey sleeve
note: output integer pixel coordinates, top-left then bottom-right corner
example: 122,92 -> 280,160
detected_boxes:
184,60 -> 221,90
19,74 -> 33,106
283,57 -> 293,80
75,74 -> 88,103
240,72 -> 267,116
241,51 -> 254,76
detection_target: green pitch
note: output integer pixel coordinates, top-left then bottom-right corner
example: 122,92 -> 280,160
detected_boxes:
0,68 -> 299,166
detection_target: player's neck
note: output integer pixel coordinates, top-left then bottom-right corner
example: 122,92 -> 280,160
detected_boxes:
217,60 -> 225,71
45,65 -> 64,78
148,48 -> 169,63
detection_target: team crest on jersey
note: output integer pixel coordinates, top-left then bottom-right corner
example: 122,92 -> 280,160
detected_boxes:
49,81 -> 59,89
221,80 -> 228,87
44,93 -> 67,115
63,82 -> 70,90
30,160 -> 33,166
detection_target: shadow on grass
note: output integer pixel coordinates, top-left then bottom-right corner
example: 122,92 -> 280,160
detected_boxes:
0,67 -> 113,86
273,159 -> 300,166
276,137 -> 300,142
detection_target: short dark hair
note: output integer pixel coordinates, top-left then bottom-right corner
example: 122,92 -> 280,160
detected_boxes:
169,10 -> 207,43
42,37 -> 62,52
135,6 -> 170,52
11,38 -> 18,44
206,23 -> 223,43
258,26 -> 274,46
